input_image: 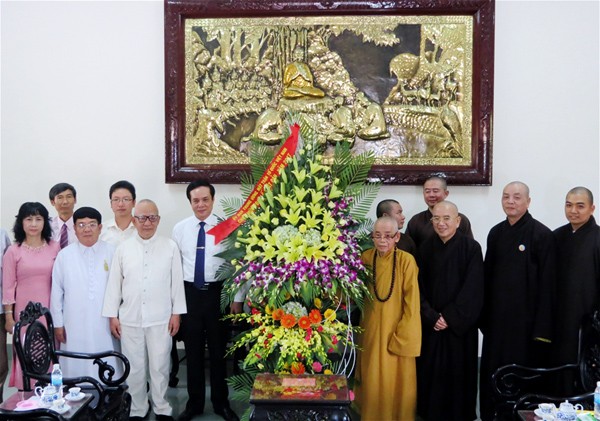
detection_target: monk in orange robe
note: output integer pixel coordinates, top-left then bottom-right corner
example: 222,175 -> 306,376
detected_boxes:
355,216 -> 421,421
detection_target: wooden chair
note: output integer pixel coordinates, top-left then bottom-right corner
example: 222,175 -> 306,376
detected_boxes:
12,301 -> 131,420
492,310 -> 600,420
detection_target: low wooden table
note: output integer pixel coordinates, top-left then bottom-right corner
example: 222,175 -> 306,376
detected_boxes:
250,373 -> 352,421
518,409 -> 595,420
0,391 -> 93,419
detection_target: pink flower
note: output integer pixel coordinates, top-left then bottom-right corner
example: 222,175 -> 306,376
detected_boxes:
312,361 -> 323,373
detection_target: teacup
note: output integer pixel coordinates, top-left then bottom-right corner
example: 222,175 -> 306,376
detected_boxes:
539,403 -> 556,414
68,387 -> 81,398
52,398 -> 66,411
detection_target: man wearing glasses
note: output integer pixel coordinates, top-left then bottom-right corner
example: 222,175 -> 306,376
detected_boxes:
103,200 -> 186,421
100,180 -> 137,246
50,207 -> 120,379
355,216 -> 421,421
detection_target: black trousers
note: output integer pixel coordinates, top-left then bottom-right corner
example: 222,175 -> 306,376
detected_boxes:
180,282 -> 230,412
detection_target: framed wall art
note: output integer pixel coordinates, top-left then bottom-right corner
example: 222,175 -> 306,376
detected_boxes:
165,0 -> 494,185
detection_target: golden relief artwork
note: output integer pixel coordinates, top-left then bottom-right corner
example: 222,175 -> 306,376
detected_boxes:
184,15 -> 473,166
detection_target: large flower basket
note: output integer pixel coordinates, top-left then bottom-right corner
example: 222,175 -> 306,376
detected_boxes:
213,117 -> 378,420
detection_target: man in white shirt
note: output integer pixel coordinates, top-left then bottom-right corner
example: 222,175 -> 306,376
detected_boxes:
50,207 -> 119,379
173,179 -> 240,421
48,183 -> 77,248
103,199 -> 186,421
0,228 -> 10,403
99,180 -> 137,246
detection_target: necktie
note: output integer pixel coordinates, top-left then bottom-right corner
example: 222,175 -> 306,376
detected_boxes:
59,224 -> 68,249
193,222 -> 206,290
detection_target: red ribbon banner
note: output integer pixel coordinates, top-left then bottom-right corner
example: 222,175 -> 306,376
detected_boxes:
207,123 -> 300,244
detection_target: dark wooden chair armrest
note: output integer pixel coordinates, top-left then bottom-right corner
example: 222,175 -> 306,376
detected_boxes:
0,407 -> 67,420
493,362 -> 579,399
55,349 -> 130,387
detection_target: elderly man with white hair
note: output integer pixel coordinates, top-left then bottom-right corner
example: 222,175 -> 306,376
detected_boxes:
103,199 -> 186,421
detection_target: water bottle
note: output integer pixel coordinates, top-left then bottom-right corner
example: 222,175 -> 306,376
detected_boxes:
51,363 -> 63,392
594,380 -> 600,420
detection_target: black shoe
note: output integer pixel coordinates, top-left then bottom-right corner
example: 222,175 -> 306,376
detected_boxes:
177,408 -> 202,421
155,415 -> 175,421
214,407 -> 239,421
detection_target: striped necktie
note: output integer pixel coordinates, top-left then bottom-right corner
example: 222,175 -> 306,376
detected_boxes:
59,224 -> 68,249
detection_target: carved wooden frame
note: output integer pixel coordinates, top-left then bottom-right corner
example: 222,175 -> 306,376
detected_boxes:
164,0 -> 494,185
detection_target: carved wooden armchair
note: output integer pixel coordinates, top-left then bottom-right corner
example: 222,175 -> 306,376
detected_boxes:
492,311 -> 600,420
13,301 -> 131,421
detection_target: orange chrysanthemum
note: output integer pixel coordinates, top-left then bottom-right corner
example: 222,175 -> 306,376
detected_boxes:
308,309 -> 322,324
280,313 -> 297,329
272,308 -> 284,321
291,361 -> 306,375
298,316 -> 311,330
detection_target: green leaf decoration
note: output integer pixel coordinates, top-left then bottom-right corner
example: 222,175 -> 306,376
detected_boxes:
221,197 -> 244,219
239,172 -> 255,199
249,141 -> 276,183
347,182 -> 381,220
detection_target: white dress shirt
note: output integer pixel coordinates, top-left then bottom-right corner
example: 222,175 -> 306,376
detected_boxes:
50,216 -> 76,245
172,214 -> 225,284
102,233 -> 186,328
172,214 -> 248,302
99,218 -> 136,247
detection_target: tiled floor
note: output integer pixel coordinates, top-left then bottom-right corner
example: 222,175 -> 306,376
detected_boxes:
2,347 -> 250,421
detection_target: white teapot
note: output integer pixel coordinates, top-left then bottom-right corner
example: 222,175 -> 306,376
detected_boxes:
34,384 -> 60,407
555,400 -> 583,420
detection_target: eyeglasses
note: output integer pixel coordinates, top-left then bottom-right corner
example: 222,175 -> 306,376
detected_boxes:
76,222 -> 99,229
430,216 -> 454,224
371,234 -> 397,241
111,197 -> 133,203
134,215 -> 160,223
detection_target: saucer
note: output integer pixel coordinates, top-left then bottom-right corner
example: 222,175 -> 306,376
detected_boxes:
66,392 -> 85,402
50,403 -> 71,414
534,408 -> 556,419
15,399 -> 40,411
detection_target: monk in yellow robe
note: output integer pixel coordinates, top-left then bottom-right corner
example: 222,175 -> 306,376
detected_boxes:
356,216 -> 421,421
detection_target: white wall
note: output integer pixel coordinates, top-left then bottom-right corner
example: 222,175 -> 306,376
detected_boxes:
1,0 -> 599,249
